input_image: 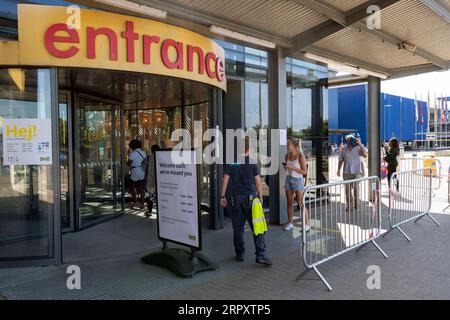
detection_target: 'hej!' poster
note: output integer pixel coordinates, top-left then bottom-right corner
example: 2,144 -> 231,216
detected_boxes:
2,118 -> 53,165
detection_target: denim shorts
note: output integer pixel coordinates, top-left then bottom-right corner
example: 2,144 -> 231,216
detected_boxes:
284,175 -> 305,191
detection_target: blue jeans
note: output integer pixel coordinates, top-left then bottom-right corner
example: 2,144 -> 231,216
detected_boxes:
230,194 -> 267,259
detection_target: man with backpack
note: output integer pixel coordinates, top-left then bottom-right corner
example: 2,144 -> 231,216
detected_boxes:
127,139 -> 147,210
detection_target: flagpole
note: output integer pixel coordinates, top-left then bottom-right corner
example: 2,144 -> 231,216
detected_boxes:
435,92 -> 438,148
446,98 -> 448,147
439,92 -> 443,147
400,97 -> 402,142
421,95 -> 424,147
442,94 -> 444,148
427,91 -> 430,148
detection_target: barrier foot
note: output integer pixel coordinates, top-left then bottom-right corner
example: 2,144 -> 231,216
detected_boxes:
296,266 -> 332,291
313,266 -> 333,291
295,268 -> 312,281
371,239 -> 388,259
355,241 -> 369,253
414,212 -> 440,226
426,213 -> 440,226
414,213 -> 426,223
382,226 -> 396,238
396,226 -> 412,242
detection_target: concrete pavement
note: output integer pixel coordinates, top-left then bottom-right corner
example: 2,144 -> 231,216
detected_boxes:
0,154 -> 449,300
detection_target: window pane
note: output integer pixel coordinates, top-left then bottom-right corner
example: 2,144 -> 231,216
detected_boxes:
0,68 -> 54,259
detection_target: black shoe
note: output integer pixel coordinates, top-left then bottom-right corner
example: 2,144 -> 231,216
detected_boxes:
255,257 -> 272,266
235,255 -> 244,262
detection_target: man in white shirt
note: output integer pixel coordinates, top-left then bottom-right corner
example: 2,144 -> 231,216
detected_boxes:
127,139 -> 147,209
337,134 -> 368,211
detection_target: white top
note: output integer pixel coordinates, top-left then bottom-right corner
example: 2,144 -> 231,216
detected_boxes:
286,154 -> 304,179
339,145 -> 362,175
129,149 -> 146,181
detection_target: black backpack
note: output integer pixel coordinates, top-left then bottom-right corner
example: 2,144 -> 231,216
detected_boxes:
136,151 -> 149,183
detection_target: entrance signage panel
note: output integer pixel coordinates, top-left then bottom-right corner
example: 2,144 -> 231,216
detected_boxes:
154,150 -> 200,249
15,4 -> 226,91
2,119 -> 53,165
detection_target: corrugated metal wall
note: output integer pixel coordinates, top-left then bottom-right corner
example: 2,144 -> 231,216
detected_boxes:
329,85 -> 426,145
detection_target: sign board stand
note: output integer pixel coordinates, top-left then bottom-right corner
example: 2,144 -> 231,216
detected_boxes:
141,149 -> 218,277
141,240 -> 218,278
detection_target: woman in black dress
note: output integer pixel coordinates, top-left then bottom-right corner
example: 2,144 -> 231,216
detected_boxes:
384,138 -> 400,191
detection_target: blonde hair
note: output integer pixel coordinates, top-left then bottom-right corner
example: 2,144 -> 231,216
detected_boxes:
288,138 -> 303,155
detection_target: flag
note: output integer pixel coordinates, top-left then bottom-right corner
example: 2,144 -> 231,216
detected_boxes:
434,92 -> 438,129
445,96 -> 448,122
414,93 -> 419,123
441,94 -> 445,123
420,99 -> 424,125
427,91 -> 430,130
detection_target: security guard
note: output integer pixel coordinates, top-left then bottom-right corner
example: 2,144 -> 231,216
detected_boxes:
219,137 -> 272,266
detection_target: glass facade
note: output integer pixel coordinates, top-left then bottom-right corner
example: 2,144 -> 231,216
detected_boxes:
286,58 -> 331,185
0,68 -> 55,260
216,41 -> 269,130
55,69 -> 216,231
0,2 -> 336,265
218,40 -> 271,208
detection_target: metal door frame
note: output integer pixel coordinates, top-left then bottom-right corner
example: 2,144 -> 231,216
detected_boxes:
71,93 -> 124,231
59,89 -> 75,234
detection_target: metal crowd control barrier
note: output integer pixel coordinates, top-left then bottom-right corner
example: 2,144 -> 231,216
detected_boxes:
297,176 -> 388,291
444,165 -> 450,212
398,157 -> 442,193
383,167 -> 440,242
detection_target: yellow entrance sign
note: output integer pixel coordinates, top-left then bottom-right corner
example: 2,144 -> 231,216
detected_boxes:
3,4 -> 226,91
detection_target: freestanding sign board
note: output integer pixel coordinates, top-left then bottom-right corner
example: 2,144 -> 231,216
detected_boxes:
2,119 -> 52,165
154,149 -> 201,249
141,149 -> 217,277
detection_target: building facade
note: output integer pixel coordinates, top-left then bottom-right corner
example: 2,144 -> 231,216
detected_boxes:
0,1 -> 340,266
329,84 -> 425,146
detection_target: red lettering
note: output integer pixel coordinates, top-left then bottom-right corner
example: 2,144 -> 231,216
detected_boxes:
142,35 -> 160,65
87,27 -> 118,60
205,52 -> 217,79
187,45 -> 205,74
215,57 -> 225,82
120,21 -> 139,62
43,22 -> 225,83
161,39 -> 184,70
44,23 -> 79,58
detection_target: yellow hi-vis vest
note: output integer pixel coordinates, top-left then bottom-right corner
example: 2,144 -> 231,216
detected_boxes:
252,197 -> 268,236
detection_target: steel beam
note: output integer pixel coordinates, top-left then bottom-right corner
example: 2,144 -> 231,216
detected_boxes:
367,76 -> 381,179
285,20 -> 343,56
134,0 -> 293,47
290,0 -> 347,25
268,47 -> 288,225
307,46 -> 391,76
388,63 -> 443,79
420,0 -> 450,23
345,0 -> 401,25
354,21 -> 449,69
288,0 -> 401,52
289,0 -> 448,70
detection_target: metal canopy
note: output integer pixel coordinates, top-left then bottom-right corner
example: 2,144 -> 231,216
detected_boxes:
73,0 -> 450,79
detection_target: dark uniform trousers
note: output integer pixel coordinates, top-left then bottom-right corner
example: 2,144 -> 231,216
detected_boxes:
230,194 -> 266,259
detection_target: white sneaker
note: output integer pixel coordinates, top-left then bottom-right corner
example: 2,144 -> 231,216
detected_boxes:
303,224 -> 311,232
284,223 -> 294,231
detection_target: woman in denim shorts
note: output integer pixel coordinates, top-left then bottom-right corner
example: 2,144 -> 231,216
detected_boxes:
283,138 -> 310,232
